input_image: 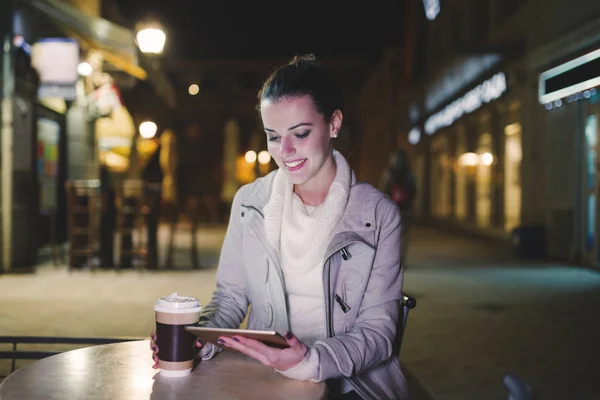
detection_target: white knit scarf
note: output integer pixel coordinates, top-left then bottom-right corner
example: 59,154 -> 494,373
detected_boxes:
264,150 -> 352,275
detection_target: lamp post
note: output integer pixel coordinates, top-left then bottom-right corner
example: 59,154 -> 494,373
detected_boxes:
2,33 -> 14,272
139,121 -> 157,139
135,26 -> 166,55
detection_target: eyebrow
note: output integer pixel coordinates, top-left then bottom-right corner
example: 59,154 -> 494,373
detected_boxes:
264,122 -> 313,133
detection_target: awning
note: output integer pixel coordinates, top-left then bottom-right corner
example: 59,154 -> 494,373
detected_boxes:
21,0 -> 176,108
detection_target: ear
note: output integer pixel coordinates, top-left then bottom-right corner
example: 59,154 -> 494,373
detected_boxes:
329,110 -> 343,138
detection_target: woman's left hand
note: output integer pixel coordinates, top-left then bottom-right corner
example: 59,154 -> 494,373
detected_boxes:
217,331 -> 308,371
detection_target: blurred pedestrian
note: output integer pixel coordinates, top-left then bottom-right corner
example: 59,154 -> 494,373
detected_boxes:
382,148 -> 417,266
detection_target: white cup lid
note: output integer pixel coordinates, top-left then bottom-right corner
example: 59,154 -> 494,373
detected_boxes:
155,292 -> 201,310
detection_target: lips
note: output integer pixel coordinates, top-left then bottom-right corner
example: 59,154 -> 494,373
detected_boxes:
283,158 -> 307,171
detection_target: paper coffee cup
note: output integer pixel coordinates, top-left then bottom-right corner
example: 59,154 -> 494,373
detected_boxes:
154,293 -> 203,377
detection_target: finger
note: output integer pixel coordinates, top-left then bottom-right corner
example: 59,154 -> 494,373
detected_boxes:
281,331 -> 309,362
195,338 -> 205,348
153,354 -> 159,362
151,331 -> 156,341
152,362 -> 159,369
283,331 -> 303,349
219,336 -> 271,365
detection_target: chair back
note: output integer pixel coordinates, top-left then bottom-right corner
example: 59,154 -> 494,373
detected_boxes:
394,294 -> 417,354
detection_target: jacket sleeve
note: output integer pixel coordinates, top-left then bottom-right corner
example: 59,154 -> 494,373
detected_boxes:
198,187 -> 249,329
313,196 -> 404,381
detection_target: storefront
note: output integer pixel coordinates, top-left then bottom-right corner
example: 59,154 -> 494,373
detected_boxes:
1,0 -> 174,271
538,46 -> 600,265
411,70 -> 523,239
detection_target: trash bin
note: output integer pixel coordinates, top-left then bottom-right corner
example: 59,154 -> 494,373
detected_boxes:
511,225 -> 546,258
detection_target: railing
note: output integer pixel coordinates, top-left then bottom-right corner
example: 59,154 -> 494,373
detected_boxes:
0,336 -> 144,377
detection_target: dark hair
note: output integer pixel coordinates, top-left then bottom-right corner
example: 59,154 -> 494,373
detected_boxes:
258,54 -> 344,121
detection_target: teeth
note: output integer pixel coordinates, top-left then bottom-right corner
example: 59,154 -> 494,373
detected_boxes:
285,159 -> 305,168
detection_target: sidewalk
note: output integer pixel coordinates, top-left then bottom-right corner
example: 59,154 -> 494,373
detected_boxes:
402,226 -> 600,400
1,224 -> 600,399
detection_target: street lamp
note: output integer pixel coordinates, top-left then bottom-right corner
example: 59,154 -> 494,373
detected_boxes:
136,26 -> 166,55
245,150 -> 257,164
188,84 -> 199,95
257,151 -> 271,165
139,121 -> 157,139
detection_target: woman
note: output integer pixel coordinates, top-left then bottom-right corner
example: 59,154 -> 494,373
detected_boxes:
152,55 -> 409,400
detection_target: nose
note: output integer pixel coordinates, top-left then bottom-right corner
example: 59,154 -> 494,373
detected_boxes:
280,136 -> 295,158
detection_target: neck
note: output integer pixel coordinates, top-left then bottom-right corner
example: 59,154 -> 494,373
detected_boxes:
294,154 -> 337,206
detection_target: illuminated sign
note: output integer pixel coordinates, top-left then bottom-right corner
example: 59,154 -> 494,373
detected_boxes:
422,0 -> 440,21
425,73 -> 507,135
539,48 -> 600,104
31,38 -> 79,100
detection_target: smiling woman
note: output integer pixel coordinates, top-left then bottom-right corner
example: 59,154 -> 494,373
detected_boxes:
151,55 -> 410,400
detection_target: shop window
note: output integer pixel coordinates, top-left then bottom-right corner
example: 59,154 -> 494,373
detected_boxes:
585,115 -> 598,252
476,133 -> 493,227
504,123 -> 522,232
454,126 -> 468,220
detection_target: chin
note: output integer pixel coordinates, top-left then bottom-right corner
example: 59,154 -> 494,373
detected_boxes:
284,172 -> 309,185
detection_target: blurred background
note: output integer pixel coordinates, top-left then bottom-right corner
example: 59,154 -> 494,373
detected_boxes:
2,1 -> 600,399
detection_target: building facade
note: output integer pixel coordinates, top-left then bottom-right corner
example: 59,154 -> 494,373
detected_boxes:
399,0 -> 600,266
1,0 -> 174,271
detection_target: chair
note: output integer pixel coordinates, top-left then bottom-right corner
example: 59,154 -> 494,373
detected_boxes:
395,294 -> 417,354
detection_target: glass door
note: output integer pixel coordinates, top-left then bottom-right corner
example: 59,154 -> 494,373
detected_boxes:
476,133 -> 493,227
583,113 -> 598,263
504,123 -> 522,232
455,125 -> 467,220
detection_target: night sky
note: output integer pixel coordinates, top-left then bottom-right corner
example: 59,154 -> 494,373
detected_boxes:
115,0 -> 406,59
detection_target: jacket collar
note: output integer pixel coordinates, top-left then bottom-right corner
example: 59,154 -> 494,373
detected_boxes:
241,169 -> 379,250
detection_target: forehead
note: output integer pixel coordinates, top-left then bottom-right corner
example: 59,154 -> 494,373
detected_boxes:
260,96 -> 321,127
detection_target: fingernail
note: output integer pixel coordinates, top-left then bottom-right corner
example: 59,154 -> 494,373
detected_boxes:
217,339 -> 225,345
232,336 -> 239,342
285,331 -> 293,340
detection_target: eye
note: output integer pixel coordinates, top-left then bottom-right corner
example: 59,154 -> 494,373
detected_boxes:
268,135 -> 280,142
294,131 -> 310,139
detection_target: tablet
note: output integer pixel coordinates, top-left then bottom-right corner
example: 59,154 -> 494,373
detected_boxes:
185,326 -> 290,349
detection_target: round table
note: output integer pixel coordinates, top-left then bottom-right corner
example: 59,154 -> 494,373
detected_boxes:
0,340 -> 327,400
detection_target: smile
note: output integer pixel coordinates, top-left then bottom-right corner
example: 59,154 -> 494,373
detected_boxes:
284,158 -> 307,170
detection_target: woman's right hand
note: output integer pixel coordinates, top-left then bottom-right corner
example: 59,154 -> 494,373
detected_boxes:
150,330 -> 206,369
